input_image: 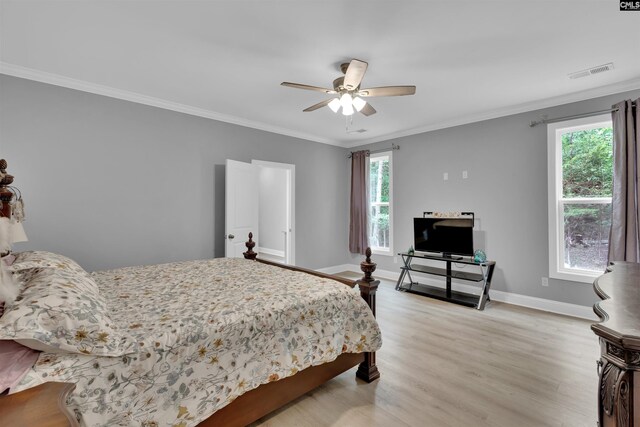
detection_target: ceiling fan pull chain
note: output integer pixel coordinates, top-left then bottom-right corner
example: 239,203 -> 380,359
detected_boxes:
345,114 -> 353,133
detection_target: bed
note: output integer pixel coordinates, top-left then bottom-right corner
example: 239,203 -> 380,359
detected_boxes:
0,235 -> 382,426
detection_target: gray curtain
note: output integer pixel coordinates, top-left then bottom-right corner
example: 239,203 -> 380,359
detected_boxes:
608,98 -> 640,263
349,150 -> 369,254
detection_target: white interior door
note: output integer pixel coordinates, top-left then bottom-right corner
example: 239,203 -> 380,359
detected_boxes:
252,160 -> 295,265
225,159 -> 259,258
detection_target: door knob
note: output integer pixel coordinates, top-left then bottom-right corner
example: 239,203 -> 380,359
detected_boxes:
227,234 -> 235,239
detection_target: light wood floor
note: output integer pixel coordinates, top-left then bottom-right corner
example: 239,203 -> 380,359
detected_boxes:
253,274 -> 599,427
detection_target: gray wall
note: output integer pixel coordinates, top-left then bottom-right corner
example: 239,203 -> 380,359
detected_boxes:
0,75 -> 350,271
348,88 -> 640,307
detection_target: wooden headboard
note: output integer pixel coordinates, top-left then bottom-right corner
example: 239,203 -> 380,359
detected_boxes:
0,159 -> 15,219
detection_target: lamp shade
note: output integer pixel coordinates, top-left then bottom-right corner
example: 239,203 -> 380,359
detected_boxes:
328,98 -> 341,113
341,103 -> 354,116
10,221 -> 27,243
340,93 -> 352,108
0,218 -> 10,252
352,97 -> 366,112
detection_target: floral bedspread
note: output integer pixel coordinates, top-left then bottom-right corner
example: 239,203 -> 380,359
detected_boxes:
14,258 -> 382,426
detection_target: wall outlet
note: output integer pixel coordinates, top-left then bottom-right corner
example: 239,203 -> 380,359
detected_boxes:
462,170 -> 468,179
541,277 -> 549,287
443,172 -> 449,181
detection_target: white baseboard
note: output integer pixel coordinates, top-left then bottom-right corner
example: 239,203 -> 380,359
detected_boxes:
257,247 -> 285,258
316,264 -> 355,275
317,264 -> 597,321
258,247 -> 285,263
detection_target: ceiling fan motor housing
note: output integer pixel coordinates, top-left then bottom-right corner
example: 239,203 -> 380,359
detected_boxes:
333,77 -> 349,93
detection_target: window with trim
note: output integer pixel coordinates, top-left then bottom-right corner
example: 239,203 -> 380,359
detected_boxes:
547,114 -> 613,283
368,151 -> 393,254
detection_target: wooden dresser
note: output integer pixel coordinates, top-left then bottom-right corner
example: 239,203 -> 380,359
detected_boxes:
592,262 -> 640,427
0,382 -> 78,426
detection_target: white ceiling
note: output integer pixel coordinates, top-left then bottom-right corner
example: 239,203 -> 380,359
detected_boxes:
1,1 -> 639,148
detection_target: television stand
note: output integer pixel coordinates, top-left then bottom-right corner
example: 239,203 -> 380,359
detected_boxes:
395,252 -> 496,310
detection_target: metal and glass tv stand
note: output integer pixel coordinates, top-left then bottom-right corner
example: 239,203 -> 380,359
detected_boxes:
395,252 -> 496,310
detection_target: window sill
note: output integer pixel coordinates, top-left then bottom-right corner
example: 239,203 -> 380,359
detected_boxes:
370,248 -> 393,257
550,269 -> 602,284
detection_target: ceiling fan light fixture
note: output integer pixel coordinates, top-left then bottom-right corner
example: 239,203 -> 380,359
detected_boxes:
328,98 -> 341,113
352,96 -> 366,112
341,102 -> 354,116
340,93 -> 352,108
340,93 -> 354,116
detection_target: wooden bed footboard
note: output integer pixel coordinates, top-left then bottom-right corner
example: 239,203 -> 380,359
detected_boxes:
198,233 -> 380,426
243,232 -> 380,384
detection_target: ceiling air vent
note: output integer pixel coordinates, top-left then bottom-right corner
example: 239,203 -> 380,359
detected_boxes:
347,129 -> 367,134
568,63 -> 614,79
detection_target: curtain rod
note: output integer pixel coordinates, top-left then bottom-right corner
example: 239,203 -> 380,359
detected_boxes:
529,101 -> 637,127
347,143 -> 400,158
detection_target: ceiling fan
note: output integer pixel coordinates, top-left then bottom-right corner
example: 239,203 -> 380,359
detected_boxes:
281,59 -> 416,117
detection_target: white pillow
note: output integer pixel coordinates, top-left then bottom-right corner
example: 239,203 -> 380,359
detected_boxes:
0,264 -> 135,356
0,259 -> 19,306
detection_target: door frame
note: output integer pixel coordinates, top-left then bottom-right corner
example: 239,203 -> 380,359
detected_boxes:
252,160 -> 295,265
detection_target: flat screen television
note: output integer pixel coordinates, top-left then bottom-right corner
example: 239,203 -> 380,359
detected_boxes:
413,216 -> 474,257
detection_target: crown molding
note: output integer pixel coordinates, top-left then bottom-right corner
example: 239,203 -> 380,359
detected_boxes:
0,62 -> 343,147
342,77 -> 640,148
3,62 -> 639,151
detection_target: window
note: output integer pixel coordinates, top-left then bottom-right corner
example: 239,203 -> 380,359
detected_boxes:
547,114 -> 613,283
368,151 -> 393,254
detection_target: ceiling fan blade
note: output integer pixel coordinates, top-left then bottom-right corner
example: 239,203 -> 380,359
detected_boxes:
303,98 -> 334,112
360,103 -> 377,116
358,86 -> 416,97
281,82 -> 336,94
343,59 -> 368,90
